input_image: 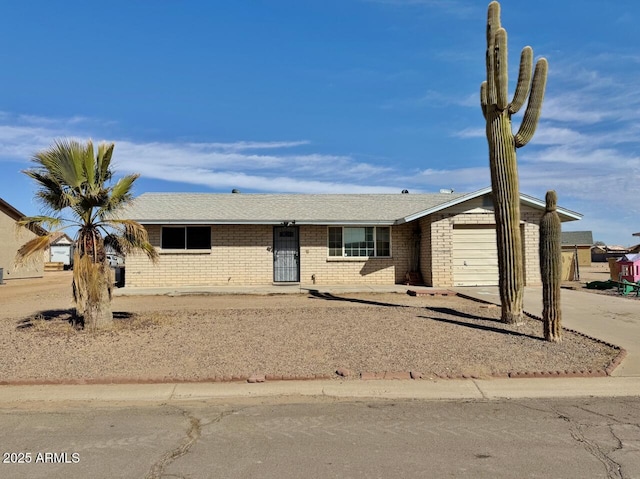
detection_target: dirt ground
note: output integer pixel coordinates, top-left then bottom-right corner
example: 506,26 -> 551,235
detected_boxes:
0,271 -> 621,383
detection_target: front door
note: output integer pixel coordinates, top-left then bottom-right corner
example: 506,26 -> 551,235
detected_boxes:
273,226 -> 300,282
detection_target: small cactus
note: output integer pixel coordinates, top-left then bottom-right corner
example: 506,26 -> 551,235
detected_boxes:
539,191 -> 562,342
481,1 -> 548,324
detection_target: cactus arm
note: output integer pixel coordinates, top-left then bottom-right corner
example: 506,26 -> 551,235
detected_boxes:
481,81 -> 488,119
485,1 -> 501,106
495,28 -> 509,111
514,58 -> 548,147
509,47 -> 533,114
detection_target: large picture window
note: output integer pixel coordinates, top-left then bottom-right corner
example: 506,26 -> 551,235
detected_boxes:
327,226 -> 391,257
161,226 -> 211,249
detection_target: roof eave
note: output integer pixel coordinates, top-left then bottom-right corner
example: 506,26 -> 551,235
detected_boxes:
400,186 -> 492,223
136,219 -> 396,226
399,187 -> 583,223
519,193 -> 583,221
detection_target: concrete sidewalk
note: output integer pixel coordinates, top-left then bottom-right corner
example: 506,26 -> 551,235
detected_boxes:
1,284 -> 639,404
1,377 -> 640,405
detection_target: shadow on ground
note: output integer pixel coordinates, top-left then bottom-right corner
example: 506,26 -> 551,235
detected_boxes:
16,309 -> 134,330
421,307 -> 542,341
306,290 -> 409,308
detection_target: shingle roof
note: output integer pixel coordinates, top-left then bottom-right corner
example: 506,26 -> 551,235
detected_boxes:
122,192 -> 468,225
122,188 -> 583,225
561,231 -> 594,246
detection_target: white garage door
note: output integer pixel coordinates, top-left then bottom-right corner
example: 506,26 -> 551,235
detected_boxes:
453,226 -> 499,286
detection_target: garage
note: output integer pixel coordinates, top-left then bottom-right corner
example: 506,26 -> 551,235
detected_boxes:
452,225 -> 499,286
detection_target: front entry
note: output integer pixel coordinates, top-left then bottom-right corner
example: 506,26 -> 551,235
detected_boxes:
273,226 -> 300,282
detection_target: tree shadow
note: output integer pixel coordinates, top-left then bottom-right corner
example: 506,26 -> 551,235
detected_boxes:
16,308 -> 76,329
17,309 -> 134,330
425,306 -> 504,324
419,314 -> 542,341
305,290 -> 409,308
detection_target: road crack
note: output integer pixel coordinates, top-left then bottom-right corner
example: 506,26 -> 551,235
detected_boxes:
553,407 -> 624,479
145,407 -> 202,479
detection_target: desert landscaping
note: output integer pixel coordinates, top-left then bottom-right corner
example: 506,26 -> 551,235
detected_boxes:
0,271 -> 622,384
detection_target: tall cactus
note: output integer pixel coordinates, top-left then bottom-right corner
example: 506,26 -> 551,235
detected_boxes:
539,191 -> 562,342
481,1 -> 548,324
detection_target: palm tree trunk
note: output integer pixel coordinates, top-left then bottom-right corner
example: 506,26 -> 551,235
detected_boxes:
83,281 -> 113,332
73,253 -> 114,330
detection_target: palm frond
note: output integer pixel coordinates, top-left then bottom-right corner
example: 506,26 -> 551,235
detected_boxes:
34,139 -> 85,189
103,219 -> 158,262
83,140 -> 96,187
23,169 -> 72,212
15,235 -> 53,265
16,215 -> 64,231
95,142 -> 114,185
99,174 -> 139,218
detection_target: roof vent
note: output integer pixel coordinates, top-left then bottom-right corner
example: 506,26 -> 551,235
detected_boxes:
231,189 -> 241,194
439,188 -> 454,194
401,189 -> 409,194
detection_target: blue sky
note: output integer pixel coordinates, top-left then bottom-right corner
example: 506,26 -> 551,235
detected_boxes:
1,0 -> 638,245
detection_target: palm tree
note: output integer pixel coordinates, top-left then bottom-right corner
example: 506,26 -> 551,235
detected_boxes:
16,139 -> 158,331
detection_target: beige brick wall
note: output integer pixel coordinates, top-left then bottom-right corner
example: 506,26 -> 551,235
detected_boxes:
0,210 -> 44,280
127,223 -> 415,287
126,224 -> 274,287
522,210 -> 542,286
300,224 -> 415,285
299,225 -> 415,285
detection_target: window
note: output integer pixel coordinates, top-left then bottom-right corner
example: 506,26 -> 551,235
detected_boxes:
161,226 -> 211,249
327,226 -> 391,257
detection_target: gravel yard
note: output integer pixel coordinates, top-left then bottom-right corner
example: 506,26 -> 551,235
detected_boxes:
0,272 -> 621,383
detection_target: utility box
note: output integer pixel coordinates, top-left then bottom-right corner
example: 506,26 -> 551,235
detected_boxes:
618,254 -> 640,282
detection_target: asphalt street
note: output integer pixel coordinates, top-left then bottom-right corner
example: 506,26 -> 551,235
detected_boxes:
1,396 -> 639,479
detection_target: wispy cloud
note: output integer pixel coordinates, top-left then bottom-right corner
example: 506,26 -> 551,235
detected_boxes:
0,114 -> 403,194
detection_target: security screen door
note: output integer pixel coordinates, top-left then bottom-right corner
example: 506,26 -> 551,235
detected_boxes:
273,226 -> 300,282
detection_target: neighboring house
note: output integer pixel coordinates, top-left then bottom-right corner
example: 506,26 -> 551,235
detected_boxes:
591,244 -> 630,263
561,230 -> 593,267
46,232 -> 75,269
122,187 -> 582,289
0,197 -> 45,280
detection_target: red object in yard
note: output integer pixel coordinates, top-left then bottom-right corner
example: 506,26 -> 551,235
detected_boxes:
617,254 -> 640,282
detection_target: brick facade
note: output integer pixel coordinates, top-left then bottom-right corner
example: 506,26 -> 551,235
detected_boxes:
125,200 -> 545,289
126,222 -> 416,287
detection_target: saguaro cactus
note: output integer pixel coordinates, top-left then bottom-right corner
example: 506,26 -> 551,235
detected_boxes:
481,1 -> 548,324
539,190 -> 562,342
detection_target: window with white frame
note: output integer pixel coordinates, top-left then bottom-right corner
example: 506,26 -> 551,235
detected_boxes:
327,226 -> 391,257
161,226 -> 211,249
